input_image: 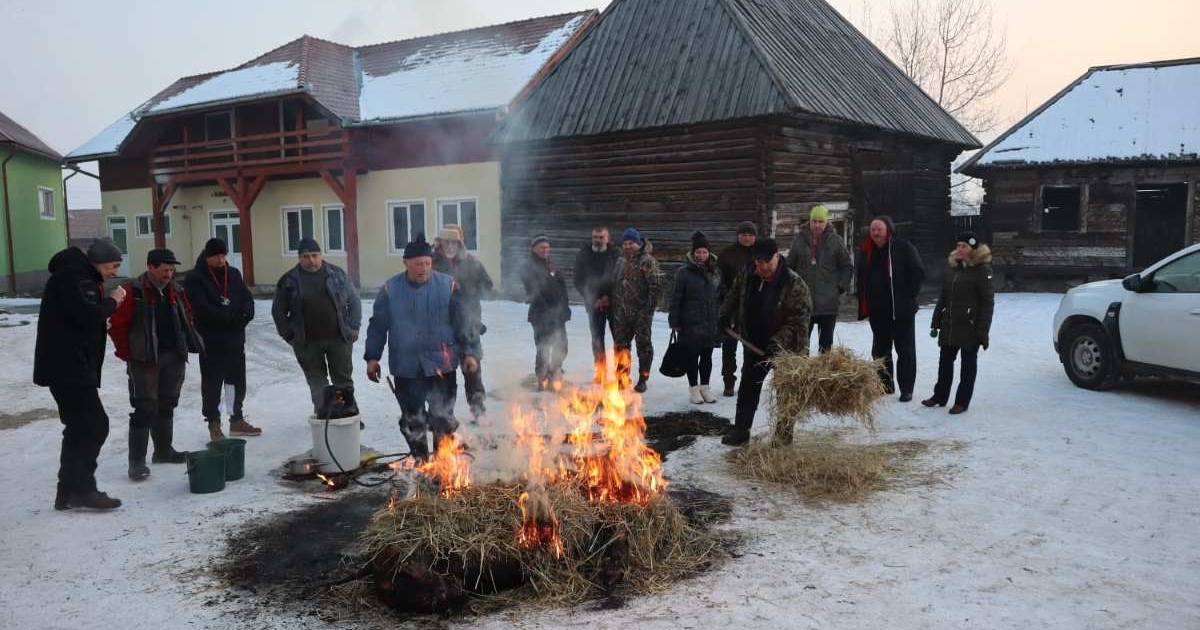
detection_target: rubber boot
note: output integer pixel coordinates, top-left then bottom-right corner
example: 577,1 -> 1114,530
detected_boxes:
128,427 -> 151,480
151,416 -> 187,464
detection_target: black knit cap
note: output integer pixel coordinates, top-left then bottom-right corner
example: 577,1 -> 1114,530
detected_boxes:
956,231 -> 980,249
404,234 -> 433,259
86,238 -> 123,264
750,238 -> 778,261
690,230 -> 711,253
203,237 -> 229,257
736,221 -> 758,236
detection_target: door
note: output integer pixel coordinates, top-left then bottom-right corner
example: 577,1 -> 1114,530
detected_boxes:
1133,184 -> 1187,269
211,211 -> 243,270
105,216 -> 130,277
1120,249 -> 1200,372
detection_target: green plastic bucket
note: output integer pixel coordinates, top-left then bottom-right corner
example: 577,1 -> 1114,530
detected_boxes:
186,449 -> 226,494
206,438 -> 246,481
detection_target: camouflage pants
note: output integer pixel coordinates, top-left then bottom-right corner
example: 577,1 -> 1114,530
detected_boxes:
611,314 -> 654,379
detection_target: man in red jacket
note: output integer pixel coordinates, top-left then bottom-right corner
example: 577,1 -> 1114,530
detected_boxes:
109,249 -> 202,480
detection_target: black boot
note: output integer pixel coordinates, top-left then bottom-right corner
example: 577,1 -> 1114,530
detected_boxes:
68,490 -> 122,510
723,376 -> 736,397
721,428 -> 750,446
151,416 -> 187,464
128,428 -> 151,480
54,481 -> 72,511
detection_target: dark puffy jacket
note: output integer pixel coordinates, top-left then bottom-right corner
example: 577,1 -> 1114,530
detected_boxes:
855,235 -> 925,321
433,250 -> 493,330
573,244 -> 618,307
108,273 -> 201,363
184,255 -> 254,352
668,252 -> 722,348
519,253 -> 572,329
786,226 -> 853,316
33,248 -> 118,388
931,245 -> 995,348
719,264 -> 813,356
271,262 -> 362,347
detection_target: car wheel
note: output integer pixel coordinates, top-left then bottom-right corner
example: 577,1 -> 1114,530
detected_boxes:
1060,322 -> 1120,391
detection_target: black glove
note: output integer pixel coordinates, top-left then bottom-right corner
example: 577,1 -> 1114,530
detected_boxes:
478,324 -> 488,336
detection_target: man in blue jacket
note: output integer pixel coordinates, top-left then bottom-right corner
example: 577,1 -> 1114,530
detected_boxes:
364,236 -> 481,460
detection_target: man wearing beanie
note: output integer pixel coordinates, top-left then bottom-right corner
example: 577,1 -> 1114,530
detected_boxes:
855,216 -> 925,400
520,235 -> 572,390
573,226 -> 619,381
610,227 -> 663,392
109,248 -> 202,480
717,220 -> 758,395
785,205 -> 853,353
34,239 -> 127,510
272,237 -> 362,418
433,224 -> 494,419
366,236 -> 481,460
185,237 -> 259,440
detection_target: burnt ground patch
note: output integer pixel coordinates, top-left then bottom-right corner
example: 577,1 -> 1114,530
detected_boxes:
643,410 -> 731,459
0,408 -> 58,431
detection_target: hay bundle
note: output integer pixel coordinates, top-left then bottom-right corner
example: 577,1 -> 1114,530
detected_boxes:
768,347 -> 887,444
728,431 -> 931,502
360,482 -> 721,614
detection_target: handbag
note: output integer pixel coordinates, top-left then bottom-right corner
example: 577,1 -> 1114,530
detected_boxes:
658,331 -> 689,378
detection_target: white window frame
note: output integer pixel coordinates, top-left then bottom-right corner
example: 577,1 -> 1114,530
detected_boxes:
435,196 -> 480,253
386,199 -> 427,256
133,212 -> 172,239
322,203 -> 346,254
105,215 -> 129,253
37,186 -> 56,220
281,205 -> 315,255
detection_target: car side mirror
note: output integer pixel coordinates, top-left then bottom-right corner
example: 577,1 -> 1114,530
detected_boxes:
1121,273 -> 1145,293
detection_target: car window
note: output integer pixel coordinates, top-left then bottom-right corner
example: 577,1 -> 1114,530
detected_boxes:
1150,251 -> 1200,293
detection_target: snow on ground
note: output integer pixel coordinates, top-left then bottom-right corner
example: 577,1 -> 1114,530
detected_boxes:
0,294 -> 1197,629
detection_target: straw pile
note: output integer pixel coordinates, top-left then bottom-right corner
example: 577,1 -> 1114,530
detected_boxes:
768,347 -> 887,445
358,481 -> 722,615
728,431 -> 932,503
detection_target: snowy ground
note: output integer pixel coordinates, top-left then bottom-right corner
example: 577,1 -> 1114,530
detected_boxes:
0,294 -> 1197,629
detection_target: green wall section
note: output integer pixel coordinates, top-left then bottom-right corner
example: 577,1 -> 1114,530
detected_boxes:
0,149 -> 67,285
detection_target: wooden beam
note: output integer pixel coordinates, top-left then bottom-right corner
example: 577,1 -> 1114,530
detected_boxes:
152,181 -> 177,250
215,176 -> 242,207
343,168 -> 360,287
236,180 -> 256,287
318,170 -> 348,205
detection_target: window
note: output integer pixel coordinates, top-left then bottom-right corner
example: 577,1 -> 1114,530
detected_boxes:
1150,252 -> 1200,294
106,216 -> 128,254
206,111 -> 233,141
1041,186 -> 1081,232
387,201 -> 426,254
282,206 -> 315,254
133,213 -> 172,238
37,187 -> 55,220
323,204 -> 345,253
437,198 -> 479,251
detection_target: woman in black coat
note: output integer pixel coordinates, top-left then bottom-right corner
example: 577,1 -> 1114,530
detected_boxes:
922,232 -> 995,414
669,231 -> 722,404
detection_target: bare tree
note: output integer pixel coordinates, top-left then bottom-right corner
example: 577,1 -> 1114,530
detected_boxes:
884,0 -> 1010,135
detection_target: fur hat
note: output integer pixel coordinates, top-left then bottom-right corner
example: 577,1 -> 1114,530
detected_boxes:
438,224 -> 464,243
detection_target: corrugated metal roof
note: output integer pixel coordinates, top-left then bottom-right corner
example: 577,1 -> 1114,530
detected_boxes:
0,110 -> 62,161
498,0 -> 979,147
959,57 -> 1200,173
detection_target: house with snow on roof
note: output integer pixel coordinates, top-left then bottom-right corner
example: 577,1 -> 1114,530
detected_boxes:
958,57 -> 1200,285
65,11 -> 597,288
1,110 -> 69,293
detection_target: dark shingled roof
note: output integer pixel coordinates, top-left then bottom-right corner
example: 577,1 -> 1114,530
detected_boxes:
0,110 -> 62,161
498,0 -> 979,148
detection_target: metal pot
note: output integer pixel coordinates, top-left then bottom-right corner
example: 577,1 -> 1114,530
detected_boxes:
286,457 -> 323,476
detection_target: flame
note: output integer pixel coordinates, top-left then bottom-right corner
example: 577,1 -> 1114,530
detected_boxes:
416,433 -> 472,496
315,472 -> 336,488
516,488 -> 564,558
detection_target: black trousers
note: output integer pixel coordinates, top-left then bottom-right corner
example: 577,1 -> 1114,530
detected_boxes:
720,337 -> 739,382
685,342 -> 714,387
533,322 -> 568,384
393,374 -> 458,458
200,347 -> 246,421
932,345 -> 979,408
127,352 -> 186,430
50,386 -> 110,495
734,346 -> 773,432
810,315 -> 837,354
869,314 -> 917,395
587,307 -> 610,365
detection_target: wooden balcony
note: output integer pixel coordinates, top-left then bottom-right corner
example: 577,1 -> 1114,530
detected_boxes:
150,127 -> 351,182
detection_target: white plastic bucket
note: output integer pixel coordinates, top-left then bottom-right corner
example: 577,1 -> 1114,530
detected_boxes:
309,415 -> 361,473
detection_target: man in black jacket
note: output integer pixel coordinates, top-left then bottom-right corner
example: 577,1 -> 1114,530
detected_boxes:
185,238 -> 259,441
523,235 -> 572,390
33,239 -> 127,510
716,221 -> 757,396
572,226 -> 618,381
855,216 -> 926,401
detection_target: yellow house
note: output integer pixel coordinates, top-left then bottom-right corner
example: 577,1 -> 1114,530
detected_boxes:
66,12 -> 596,288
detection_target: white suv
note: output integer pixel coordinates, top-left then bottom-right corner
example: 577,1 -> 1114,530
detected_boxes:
1053,243 -> 1200,390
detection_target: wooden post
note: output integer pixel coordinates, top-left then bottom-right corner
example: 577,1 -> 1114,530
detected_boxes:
216,175 -> 265,286
151,181 -> 177,250
319,168 -> 360,287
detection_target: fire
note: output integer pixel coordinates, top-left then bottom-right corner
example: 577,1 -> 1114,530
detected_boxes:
516,488 -> 564,558
416,433 -> 473,496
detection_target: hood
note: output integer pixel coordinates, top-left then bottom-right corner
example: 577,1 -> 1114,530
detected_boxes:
947,244 -> 993,267
685,250 -> 719,270
48,247 -> 97,278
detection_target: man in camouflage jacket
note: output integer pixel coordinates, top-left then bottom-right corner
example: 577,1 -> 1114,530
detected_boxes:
610,228 -> 663,392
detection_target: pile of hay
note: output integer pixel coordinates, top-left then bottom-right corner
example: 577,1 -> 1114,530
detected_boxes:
357,482 -> 723,615
728,431 -> 932,502
768,347 -> 887,444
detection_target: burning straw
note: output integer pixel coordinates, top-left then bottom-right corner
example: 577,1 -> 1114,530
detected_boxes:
767,347 -> 887,445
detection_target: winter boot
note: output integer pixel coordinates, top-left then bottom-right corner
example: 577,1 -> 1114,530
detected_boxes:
68,490 -> 122,510
229,417 -> 262,436
721,428 -> 750,447
688,386 -> 704,405
150,416 -> 187,464
948,404 -> 968,415
722,377 -> 736,398
699,385 -> 718,404
128,428 -> 151,481
54,482 -> 72,511
207,420 -> 226,442
921,397 -> 946,408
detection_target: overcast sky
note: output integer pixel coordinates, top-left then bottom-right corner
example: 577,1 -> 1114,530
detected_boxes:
2,0 -> 1196,208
